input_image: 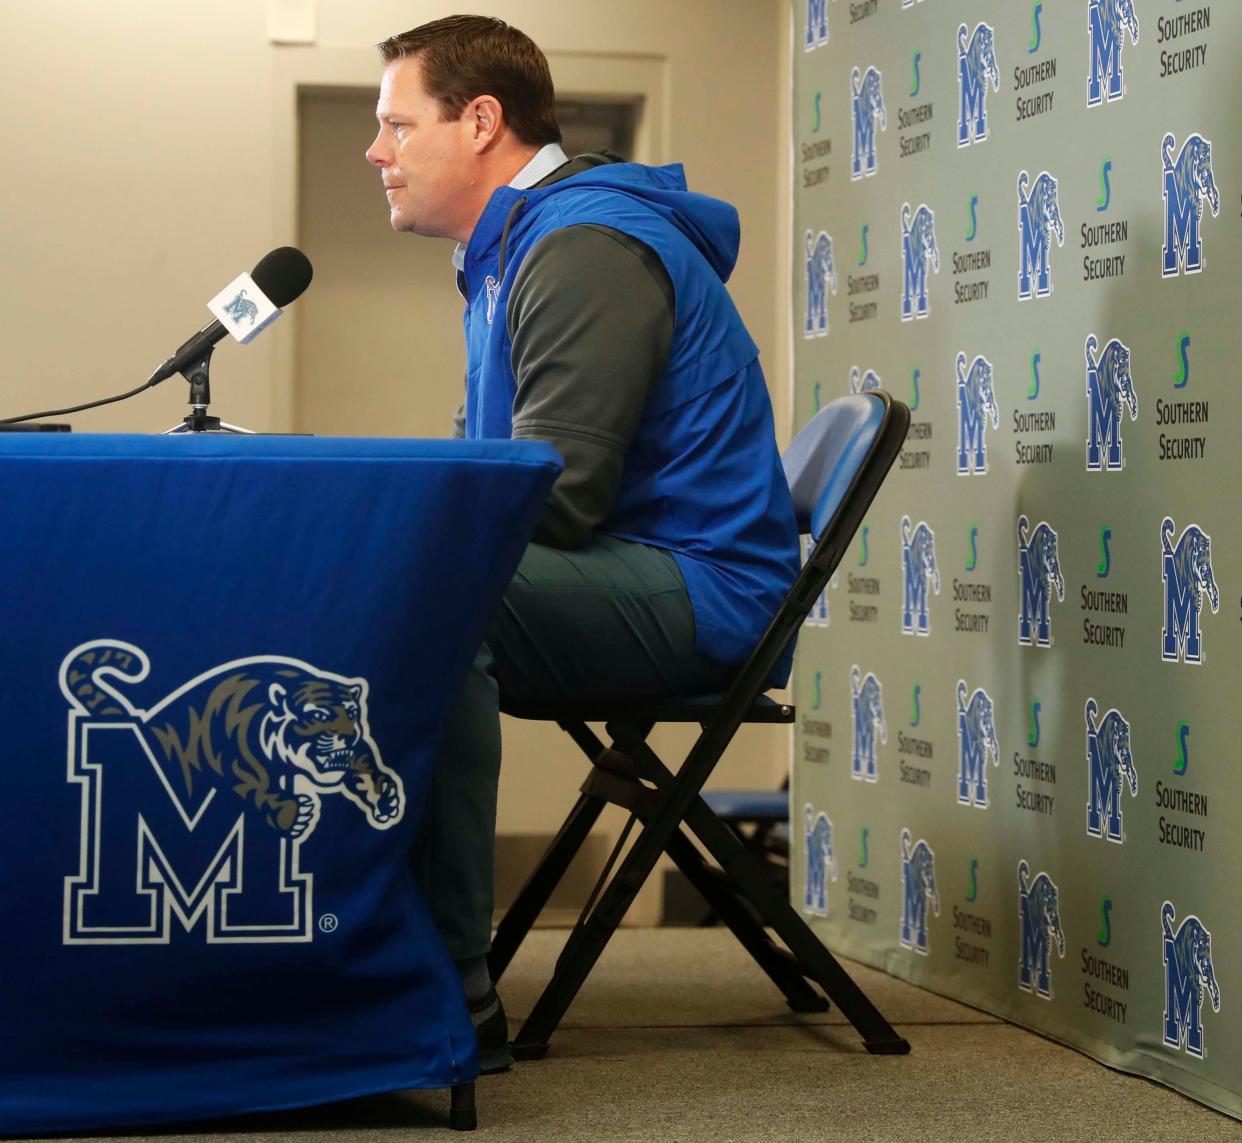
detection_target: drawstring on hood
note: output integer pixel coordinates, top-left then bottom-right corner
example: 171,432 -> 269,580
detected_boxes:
495,195 -> 528,283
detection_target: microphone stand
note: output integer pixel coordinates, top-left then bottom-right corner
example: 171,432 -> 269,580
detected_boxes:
163,346 -> 254,434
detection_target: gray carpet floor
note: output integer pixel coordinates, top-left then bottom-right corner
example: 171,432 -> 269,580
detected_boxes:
28,929 -> 1241,1141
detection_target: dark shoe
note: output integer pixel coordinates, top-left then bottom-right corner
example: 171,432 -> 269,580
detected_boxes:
470,987 -> 513,1074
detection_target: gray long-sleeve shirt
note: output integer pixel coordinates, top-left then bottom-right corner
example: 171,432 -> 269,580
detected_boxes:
454,153 -> 675,549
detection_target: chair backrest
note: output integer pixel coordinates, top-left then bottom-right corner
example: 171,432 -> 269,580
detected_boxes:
783,392 -> 889,540
639,388 -> 909,841
711,390 -> 909,720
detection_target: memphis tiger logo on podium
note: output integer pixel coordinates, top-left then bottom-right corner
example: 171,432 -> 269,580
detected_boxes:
60,640 -> 404,944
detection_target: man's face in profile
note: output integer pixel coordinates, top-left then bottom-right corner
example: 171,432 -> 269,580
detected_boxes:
366,57 -> 472,240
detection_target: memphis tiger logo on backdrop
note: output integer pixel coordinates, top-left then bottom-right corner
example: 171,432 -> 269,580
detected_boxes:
900,829 -> 939,954
1161,132 -> 1219,278
957,681 -> 999,809
1162,902 -> 1221,1059
850,664 -> 886,782
805,0 -> 835,51
956,353 -> 998,475
900,202 -> 939,320
1017,515 -> 1064,647
901,516 -> 940,636
1085,698 -> 1137,843
851,66 -> 886,180
850,365 -> 882,395
957,22 -> 998,147
61,640 -> 404,944
804,229 -> 836,339
803,535 -> 837,627
1088,0 -> 1139,107
1085,334 -> 1138,471
803,804 -> 838,916
1017,170 -> 1064,300
1160,517 -> 1219,665
1018,860 -> 1065,999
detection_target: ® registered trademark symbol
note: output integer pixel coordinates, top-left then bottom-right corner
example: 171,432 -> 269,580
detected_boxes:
318,913 -> 339,934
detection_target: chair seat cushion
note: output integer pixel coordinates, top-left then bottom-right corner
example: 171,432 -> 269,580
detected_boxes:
500,693 -> 794,725
701,789 -> 789,821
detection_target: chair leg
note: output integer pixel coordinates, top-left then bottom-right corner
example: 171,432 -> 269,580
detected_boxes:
663,825 -> 828,1014
681,795 -> 908,1053
624,737 -> 909,1055
510,771 -> 698,1059
489,791 -> 606,983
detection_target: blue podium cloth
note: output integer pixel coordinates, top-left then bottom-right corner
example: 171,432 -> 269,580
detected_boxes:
0,434 -> 562,1134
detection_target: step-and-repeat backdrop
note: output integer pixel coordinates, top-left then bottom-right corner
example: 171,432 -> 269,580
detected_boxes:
791,0 -> 1239,1118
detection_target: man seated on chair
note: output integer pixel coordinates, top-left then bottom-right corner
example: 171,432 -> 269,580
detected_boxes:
365,14 -> 800,1072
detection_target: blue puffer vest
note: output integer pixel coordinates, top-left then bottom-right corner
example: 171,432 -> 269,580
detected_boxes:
459,161 -> 799,676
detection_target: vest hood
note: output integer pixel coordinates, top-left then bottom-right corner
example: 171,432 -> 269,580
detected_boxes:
467,162 -> 742,286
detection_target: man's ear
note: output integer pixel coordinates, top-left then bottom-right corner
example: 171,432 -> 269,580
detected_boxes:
467,94 -> 505,151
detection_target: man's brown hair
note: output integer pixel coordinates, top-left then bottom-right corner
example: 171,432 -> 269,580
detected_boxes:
377,15 -> 561,147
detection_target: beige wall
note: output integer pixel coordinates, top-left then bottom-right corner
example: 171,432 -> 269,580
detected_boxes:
1,1 -> 792,923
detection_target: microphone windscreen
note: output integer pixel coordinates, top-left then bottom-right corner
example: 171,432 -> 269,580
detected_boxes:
251,246 -> 314,308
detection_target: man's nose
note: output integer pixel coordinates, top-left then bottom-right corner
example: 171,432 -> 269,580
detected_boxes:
365,131 -> 390,167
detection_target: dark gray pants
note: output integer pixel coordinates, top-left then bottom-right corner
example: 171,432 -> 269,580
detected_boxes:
415,534 -> 733,959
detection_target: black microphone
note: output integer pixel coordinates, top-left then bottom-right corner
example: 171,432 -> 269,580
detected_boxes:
148,246 -> 314,385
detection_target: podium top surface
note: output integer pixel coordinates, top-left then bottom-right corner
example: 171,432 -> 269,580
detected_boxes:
0,432 -> 563,469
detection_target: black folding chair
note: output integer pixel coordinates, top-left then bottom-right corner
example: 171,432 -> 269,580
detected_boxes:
489,389 -> 911,1060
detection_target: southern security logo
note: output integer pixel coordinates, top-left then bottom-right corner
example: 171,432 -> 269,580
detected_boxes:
1085,698 -> 1138,843
900,829 -> 939,954
804,229 -> 837,338
1160,517 -> 1220,665
851,66 -> 887,180
1018,515 -> 1064,647
1085,334 -> 1138,471
1097,526 -> 1113,578
1162,902 -> 1221,1059
901,202 -> 940,320
1017,170 -> 1065,300
1088,0 -> 1140,107
803,804 -> 838,916
1018,860 -> 1065,999
1174,720 -> 1190,776
850,365 -> 882,394
1174,331 -> 1191,389
1097,157 -> 1113,212
1161,132 -> 1220,278
850,664 -> 887,782
957,681 -> 999,808
901,516 -> 941,635
805,0 -> 829,51
956,352 -> 998,475
60,640 -> 403,944
957,22 -> 999,147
